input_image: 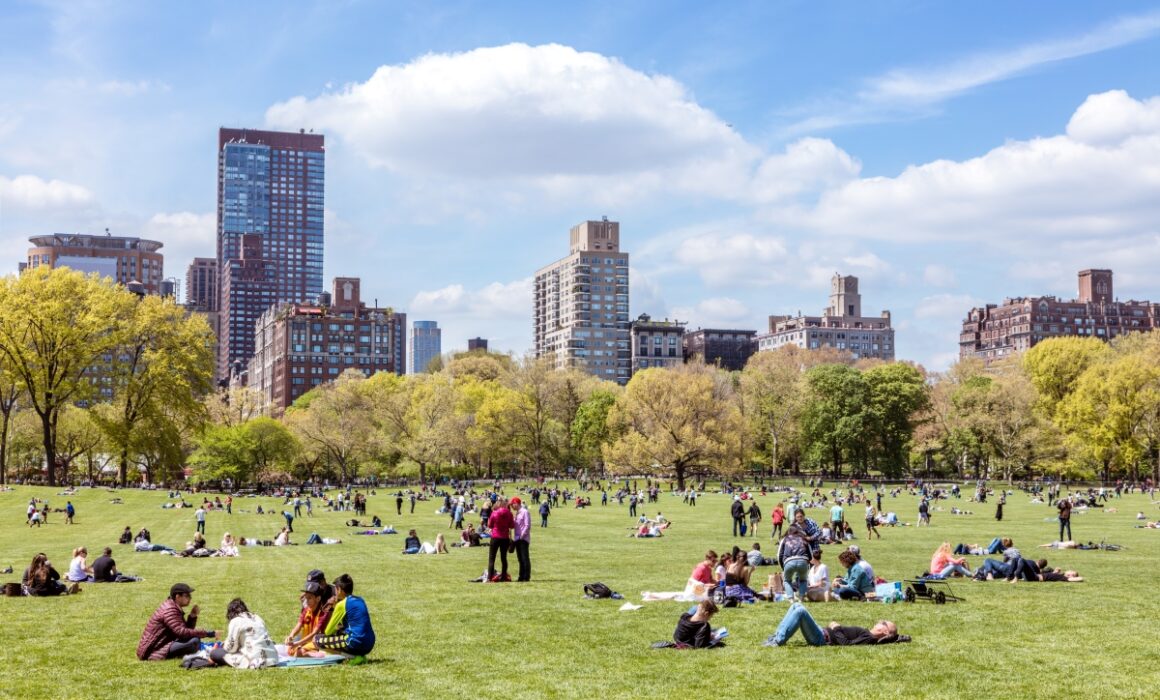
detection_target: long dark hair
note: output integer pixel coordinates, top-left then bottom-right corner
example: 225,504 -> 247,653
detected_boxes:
226,598 -> 249,621
28,553 -> 49,586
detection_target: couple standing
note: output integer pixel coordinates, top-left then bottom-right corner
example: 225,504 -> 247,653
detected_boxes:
487,497 -> 532,582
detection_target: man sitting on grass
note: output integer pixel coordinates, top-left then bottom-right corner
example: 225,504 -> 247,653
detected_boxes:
316,573 -> 375,665
137,583 -> 216,660
764,602 -> 909,646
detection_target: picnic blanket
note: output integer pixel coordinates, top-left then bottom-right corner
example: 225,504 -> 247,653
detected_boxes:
274,644 -> 347,667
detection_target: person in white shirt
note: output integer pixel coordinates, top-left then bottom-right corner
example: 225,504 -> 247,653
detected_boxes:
805,550 -> 832,601
66,547 -> 95,582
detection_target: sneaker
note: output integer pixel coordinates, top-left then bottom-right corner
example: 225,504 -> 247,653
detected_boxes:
347,655 -> 367,666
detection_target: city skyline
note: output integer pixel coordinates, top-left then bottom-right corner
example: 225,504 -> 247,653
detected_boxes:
2,3 -> 1160,369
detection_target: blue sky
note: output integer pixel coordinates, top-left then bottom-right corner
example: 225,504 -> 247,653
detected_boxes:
3,1 -> 1160,370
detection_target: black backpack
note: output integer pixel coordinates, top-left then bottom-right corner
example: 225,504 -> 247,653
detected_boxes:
584,582 -> 614,599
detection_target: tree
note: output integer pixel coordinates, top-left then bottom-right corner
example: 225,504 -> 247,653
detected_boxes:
366,372 -> 459,483
0,368 -> 23,484
571,389 -> 619,472
740,347 -> 808,475
863,363 -> 929,477
190,417 -> 298,485
285,370 -> 375,482
205,386 -> 267,427
0,267 -> 132,485
94,294 -> 214,485
604,365 -> 741,489
801,364 -> 869,476
1022,336 -> 1111,416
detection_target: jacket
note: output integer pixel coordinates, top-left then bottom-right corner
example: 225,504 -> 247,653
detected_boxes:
777,534 -> 811,568
221,612 -> 278,669
137,599 -> 211,660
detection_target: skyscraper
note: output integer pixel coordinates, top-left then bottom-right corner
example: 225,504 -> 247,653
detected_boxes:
217,127 -> 324,382
533,218 -> 630,384
411,320 -> 442,374
185,257 -> 218,311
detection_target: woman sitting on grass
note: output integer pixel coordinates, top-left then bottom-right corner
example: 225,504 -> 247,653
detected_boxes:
220,533 -> 240,557
723,552 -> 758,603
66,547 -> 95,583
23,553 -> 68,596
929,542 -> 973,578
285,581 -> 333,656
673,599 -> 720,648
806,550 -> 833,602
210,598 -> 278,668
832,550 -> 874,600
402,529 -> 422,554
273,527 -> 291,546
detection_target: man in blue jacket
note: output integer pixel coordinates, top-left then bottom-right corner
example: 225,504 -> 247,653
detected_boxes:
316,573 -> 376,664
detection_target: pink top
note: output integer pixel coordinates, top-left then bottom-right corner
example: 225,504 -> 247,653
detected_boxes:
488,506 -> 514,540
691,561 -> 714,585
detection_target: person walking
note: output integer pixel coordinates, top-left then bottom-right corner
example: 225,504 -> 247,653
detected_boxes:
731,496 -> 745,537
395,493 -> 403,516
995,493 -> 1005,522
865,504 -> 881,540
1057,497 -> 1072,540
771,503 -> 785,541
194,506 -> 206,535
748,500 -> 762,538
538,499 -> 550,528
511,498 -> 532,582
65,501 -> 75,525
628,493 -> 638,518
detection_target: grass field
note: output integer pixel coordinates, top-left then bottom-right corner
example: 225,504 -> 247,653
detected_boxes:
2,482 -> 1158,699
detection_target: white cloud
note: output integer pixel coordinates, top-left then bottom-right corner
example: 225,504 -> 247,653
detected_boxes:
139,212 -> 215,278
1066,89 -> 1160,146
750,138 -> 861,202
913,293 -> 979,320
0,175 -> 94,211
922,264 -> 958,288
672,297 -> 752,329
410,277 -> 532,320
673,231 -> 788,286
781,10 -> 1160,134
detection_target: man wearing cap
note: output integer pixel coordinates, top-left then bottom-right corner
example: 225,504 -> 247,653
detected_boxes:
510,498 -> 532,582
731,496 -> 745,537
285,580 -> 333,655
137,583 -> 215,660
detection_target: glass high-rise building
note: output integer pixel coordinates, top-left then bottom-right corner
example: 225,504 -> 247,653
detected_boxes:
217,127 -> 324,382
411,320 -> 442,374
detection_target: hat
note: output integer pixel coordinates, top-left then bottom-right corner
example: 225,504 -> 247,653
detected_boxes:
306,569 -> 326,583
848,545 -> 860,555
170,583 -> 194,597
733,495 -> 740,501
510,497 -> 522,506
302,581 -> 323,596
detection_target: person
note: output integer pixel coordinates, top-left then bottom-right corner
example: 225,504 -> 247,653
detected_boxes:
220,532 -> 240,557
771,503 -> 785,540
539,499 -> 551,528
833,550 -> 874,600
672,599 -> 720,648
690,550 -> 718,588
119,526 -> 133,544
723,554 -> 757,603
452,498 -> 465,529
274,527 -> 291,546
195,506 -> 206,535
748,500 -> 762,538
137,583 -> 216,660
66,547 -> 95,583
865,504 -> 881,540
918,498 -> 930,527
91,547 -> 128,582
731,496 -> 745,537
974,538 -> 1019,580
511,497 -> 532,582
747,542 -> 769,567
764,602 -> 906,646
790,508 -> 821,556
285,581 -> 333,656
283,510 -> 295,533
996,493 -> 1005,521
929,542 -> 973,578
486,497 -> 514,582
829,502 -> 844,534
778,525 -> 811,600
65,500 -> 75,524
23,553 -> 68,596
28,507 -> 42,527
806,549 -> 832,602
1057,498 -> 1072,541
402,529 -> 421,554
396,493 -> 404,516
434,533 -> 449,554
316,573 -> 375,663
211,598 -> 278,668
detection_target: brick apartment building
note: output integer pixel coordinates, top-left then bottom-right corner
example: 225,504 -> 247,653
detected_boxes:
959,269 -> 1159,362
683,328 -> 757,371
757,273 -> 894,361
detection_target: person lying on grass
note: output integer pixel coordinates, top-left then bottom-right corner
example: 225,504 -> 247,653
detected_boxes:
1009,559 -> 1084,583
764,602 -> 909,646
673,599 -> 720,648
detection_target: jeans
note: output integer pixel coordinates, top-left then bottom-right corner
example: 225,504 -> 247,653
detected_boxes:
765,602 -> 827,646
783,559 -> 809,598
834,586 -> 865,600
514,539 -> 531,581
540,516 -> 548,528
487,537 -> 510,578
935,562 -> 972,578
1060,518 -> 1071,541
1011,557 -> 1041,581
733,517 -> 744,536
978,558 -> 1011,578
196,521 -> 205,534
986,537 -> 1003,554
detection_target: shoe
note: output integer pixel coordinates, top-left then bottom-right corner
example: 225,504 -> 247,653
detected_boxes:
347,655 -> 367,666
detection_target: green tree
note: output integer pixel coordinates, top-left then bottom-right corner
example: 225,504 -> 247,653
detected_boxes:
863,363 -> 929,477
0,267 -> 132,485
1022,336 -> 1111,416
570,389 -> 619,472
604,365 -> 740,489
740,347 -> 808,475
285,370 -> 375,482
190,417 -> 298,485
801,364 -> 869,476
93,294 -> 214,485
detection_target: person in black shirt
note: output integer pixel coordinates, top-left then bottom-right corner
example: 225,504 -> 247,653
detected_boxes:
673,599 -> 719,648
765,602 -> 907,646
92,547 -> 117,582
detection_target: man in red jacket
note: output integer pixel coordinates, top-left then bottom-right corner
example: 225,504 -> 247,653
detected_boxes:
137,583 -> 216,660
486,497 -> 514,582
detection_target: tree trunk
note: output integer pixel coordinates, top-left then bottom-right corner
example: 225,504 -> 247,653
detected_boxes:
41,411 -> 57,486
120,448 -> 130,487
0,409 -> 9,485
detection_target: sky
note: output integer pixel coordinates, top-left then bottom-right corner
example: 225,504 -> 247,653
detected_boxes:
2,0 -> 1160,370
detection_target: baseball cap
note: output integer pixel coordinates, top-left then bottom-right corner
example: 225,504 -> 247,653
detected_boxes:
510,497 -> 522,506
848,545 -> 860,555
306,569 -> 326,583
302,581 -> 323,595
170,583 -> 194,597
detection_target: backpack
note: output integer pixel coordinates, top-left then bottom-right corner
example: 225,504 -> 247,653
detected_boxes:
584,582 -> 614,599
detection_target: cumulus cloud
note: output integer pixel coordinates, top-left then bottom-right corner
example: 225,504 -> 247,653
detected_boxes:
410,277 -> 532,320
751,138 -> 861,202
913,293 -> 979,320
671,297 -> 752,329
777,91 -> 1160,248
0,175 -> 94,211
673,231 -> 789,286
139,212 -> 215,277
1066,89 -> 1160,146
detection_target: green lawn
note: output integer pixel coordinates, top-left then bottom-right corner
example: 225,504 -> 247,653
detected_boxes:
2,482 -> 1158,699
